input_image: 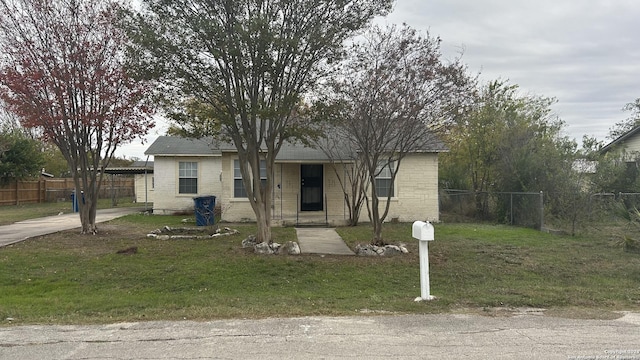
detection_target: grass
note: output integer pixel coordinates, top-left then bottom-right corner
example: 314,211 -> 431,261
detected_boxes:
0,197 -> 146,226
1,214 -> 639,325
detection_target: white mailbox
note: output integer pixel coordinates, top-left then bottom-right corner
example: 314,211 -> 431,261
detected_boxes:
412,220 -> 435,301
412,221 -> 434,241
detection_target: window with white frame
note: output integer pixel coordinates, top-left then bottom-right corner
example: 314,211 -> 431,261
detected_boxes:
234,159 -> 267,198
178,161 -> 198,194
375,162 -> 394,197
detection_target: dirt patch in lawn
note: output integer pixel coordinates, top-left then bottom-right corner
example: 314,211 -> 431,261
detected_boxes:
10,222 -> 151,257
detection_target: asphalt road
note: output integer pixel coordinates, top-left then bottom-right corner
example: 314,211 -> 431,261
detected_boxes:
1,312 -> 639,359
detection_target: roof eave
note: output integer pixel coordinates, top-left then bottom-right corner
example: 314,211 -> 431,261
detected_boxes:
600,126 -> 640,154
145,153 -> 221,157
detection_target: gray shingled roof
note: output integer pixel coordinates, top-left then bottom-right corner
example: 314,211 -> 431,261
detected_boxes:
131,160 -> 154,167
144,136 -> 221,156
275,142 -> 332,161
145,134 -> 447,159
103,160 -> 154,174
407,132 -> 448,152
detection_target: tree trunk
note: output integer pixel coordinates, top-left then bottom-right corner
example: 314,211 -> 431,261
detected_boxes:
254,153 -> 274,244
370,190 -> 384,246
73,163 -> 102,235
331,162 -> 366,227
372,222 -> 384,246
77,188 -> 98,234
474,192 -> 485,219
349,174 -> 367,226
80,208 -> 98,234
254,188 -> 272,243
255,211 -> 272,244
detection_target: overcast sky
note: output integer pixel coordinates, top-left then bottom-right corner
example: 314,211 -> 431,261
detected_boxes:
385,0 -> 640,141
116,0 -> 640,159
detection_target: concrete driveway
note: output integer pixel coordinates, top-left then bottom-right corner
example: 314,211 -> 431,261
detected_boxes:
0,207 -> 144,247
1,312 -> 639,359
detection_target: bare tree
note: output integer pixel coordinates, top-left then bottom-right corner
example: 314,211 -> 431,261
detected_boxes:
0,102 -> 20,132
321,25 -> 474,245
0,0 -> 154,234
608,98 -> 640,141
312,114 -> 369,225
126,0 -> 392,243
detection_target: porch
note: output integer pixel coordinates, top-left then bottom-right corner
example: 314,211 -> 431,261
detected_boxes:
274,210 -> 351,227
271,162 -> 351,227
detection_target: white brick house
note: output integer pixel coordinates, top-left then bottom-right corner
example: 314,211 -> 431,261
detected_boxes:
144,136 -> 445,225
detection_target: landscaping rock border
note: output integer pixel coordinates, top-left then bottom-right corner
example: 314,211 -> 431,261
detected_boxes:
355,243 -> 409,256
241,235 -> 301,255
147,226 -> 239,240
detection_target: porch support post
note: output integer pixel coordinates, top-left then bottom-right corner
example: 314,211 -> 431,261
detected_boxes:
325,194 -> 328,225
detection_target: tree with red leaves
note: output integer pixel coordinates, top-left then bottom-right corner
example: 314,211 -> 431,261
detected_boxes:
0,0 -> 154,234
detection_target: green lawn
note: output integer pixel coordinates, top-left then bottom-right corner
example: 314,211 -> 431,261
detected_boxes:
1,215 -> 639,325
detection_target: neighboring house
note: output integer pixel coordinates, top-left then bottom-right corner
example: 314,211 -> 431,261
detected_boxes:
598,126 -> 640,193
131,160 -> 154,204
571,159 -> 597,174
144,136 -> 445,225
104,161 -> 154,204
600,126 -> 640,160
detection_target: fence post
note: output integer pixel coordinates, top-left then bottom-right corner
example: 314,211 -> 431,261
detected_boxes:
539,191 -> 544,231
111,174 -> 116,207
510,193 -> 514,225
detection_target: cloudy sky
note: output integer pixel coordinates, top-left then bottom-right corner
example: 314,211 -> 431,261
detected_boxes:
385,0 -> 640,140
116,0 -> 640,159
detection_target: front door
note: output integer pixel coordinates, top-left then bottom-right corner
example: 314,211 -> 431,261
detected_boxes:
300,164 -> 323,211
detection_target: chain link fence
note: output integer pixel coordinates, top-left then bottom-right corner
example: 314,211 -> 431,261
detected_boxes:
440,190 -> 544,229
440,190 -> 640,232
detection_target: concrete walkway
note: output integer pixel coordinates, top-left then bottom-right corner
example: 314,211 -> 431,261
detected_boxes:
0,207 -> 144,247
295,228 -> 355,255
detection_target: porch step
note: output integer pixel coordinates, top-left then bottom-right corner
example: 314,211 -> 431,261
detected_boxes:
281,220 -> 328,228
277,215 -> 350,228
293,222 -> 329,228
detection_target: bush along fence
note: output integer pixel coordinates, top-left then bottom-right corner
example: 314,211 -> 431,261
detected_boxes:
440,190 -> 545,229
440,189 -> 640,233
0,177 -> 135,206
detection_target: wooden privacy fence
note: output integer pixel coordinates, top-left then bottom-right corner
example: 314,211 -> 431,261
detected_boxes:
0,177 -> 135,206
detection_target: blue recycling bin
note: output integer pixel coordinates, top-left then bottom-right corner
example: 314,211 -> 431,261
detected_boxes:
70,190 -> 84,213
193,195 -> 216,226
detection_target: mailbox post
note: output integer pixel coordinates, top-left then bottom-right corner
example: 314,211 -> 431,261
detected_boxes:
412,221 -> 435,301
